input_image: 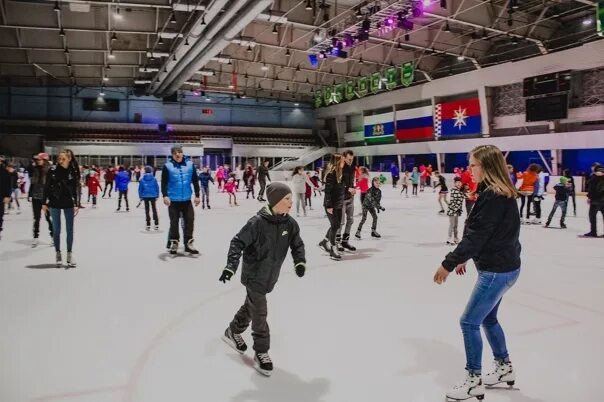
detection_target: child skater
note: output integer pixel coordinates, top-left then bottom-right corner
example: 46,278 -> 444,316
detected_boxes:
356,166 -> 370,205
219,183 -> 306,377
198,166 -> 214,209
410,167 -> 420,196
304,172 -> 315,211
433,144 -> 521,401
87,171 -> 103,208
433,170 -> 448,214
138,166 -> 160,230
309,171 -> 322,196
243,166 -> 256,199
355,177 -> 385,239
446,177 -> 464,245
545,176 -> 571,229
400,171 -> 410,197
224,177 -> 239,206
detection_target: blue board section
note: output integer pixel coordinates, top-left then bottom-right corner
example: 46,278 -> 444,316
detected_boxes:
506,151 -> 551,173
562,148 -> 604,174
440,116 -> 481,137
445,153 -> 470,172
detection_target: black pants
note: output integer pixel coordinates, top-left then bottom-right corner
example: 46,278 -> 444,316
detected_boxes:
392,175 -> 399,187
258,179 -> 267,200
412,184 -> 418,195
230,287 -> 269,353
0,200 -> 5,234
533,197 -> 542,219
325,207 -> 342,245
103,182 -> 113,197
569,192 -> 577,215
144,199 -> 159,226
201,186 -> 210,206
32,199 -> 53,239
305,195 -> 311,207
358,207 -> 378,232
588,203 -> 604,235
168,201 -> 194,243
519,195 -> 534,219
118,189 -> 129,210
246,185 -> 255,199
360,193 -> 366,205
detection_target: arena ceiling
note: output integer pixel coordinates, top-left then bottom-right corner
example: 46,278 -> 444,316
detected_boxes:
0,0 -> 601,102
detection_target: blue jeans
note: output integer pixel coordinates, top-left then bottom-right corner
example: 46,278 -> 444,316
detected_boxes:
50,208 -> 75,253
460,268 -> 520,374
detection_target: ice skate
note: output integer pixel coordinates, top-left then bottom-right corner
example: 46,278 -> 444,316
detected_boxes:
439,210 -> 445,215
254,352 -> 273,377
544,221 -> 550,228
484,360 -> 515,388
371,230 -> 381,238
169,240 -> 179,255
318,239 -> 330,253
341,241 -> 356,252
453,238 -> 460,244
222,327 -> 247,354
66,252 -> 77,268
329,245 -> 342,261
154,225 -> 159,231
446,237 -> 453,245
207,205 -> 211,209
560,222 -> 567,229
355,230 -> 361,240
531,218 -> 541,225
55,251 -> 62,268
32,238 -> 39,248
185,239 -> 199,256
445,372 -> 485,401
145,226 -> 151,231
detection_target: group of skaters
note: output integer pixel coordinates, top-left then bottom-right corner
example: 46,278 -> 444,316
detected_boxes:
1,143 -> 604,400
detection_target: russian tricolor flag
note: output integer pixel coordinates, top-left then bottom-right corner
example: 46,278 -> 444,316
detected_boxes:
395,106 -> 434,141
434,98 -> 481,137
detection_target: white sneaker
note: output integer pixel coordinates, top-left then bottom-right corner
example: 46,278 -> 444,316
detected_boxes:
66,252 -> 77,268
484,360 -> 515,387
531,218 -> 541,225
32,238 -> 39,247
445,372 -> 485,400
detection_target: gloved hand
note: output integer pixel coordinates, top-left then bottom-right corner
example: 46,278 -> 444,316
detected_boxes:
219,268 -> 233,283
380,206 -> 386,212
295,263 -> 306,278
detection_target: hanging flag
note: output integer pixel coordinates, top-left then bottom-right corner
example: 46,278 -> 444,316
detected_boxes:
395,105 -> 434,141
401,62 -> 414,87
434,97 -> 481,137
364,112 -> 395,145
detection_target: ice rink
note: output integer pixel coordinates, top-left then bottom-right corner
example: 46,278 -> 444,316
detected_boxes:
1,182 -> 603,402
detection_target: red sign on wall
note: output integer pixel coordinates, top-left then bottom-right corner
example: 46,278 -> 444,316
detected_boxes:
201,109 -> 214,115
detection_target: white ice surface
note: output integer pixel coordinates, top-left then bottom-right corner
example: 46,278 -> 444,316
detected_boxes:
1,183 -> 603,402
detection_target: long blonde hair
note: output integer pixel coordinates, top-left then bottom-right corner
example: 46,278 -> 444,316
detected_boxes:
325,154 -> 343,183
470,145 -> 518,199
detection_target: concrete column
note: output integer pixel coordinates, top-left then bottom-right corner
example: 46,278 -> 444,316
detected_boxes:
478,86 -> 491,137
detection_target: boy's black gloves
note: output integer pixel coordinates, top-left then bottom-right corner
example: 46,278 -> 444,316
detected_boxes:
295,263 -> 306,278
219,268 -> 234,283
380,206 -> 386,212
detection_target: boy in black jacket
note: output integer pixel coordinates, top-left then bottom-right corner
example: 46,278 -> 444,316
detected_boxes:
219,183 -> 306,377
355,177 -> 385,239
584,165 -> 604,237
545,176 -> 571,229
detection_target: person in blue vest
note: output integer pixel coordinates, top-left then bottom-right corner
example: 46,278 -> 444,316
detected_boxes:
138,166 -> 160,230
115,166 -> 131,211
162,145 -> 201,255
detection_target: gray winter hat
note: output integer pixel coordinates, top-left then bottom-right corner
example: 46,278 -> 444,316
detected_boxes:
266,182 -> 292,206
170,144 -> 183,154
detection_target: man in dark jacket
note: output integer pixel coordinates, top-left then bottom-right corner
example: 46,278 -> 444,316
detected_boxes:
584,164 -> 604,237
219,183 -> 306,377
28,153 -> 53,246
336,150 -> 357,252
255,160 -> 271,202
0,155 -> 12,239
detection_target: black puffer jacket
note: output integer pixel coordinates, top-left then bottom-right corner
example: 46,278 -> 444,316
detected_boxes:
226,206 -> 306,295
342,164 -> 355,200
0,162 -> 11,199
587,173 -> 604,204
442,186 -> 521,273
362,186 -> 382,209
323,171 -> 345,209
29,163 -> 51,200
43,165 -> 78,209
256,165 -> 271,182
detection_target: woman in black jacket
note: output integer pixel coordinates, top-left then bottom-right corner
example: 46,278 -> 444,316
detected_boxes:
43,150 -> 80,268
318,154 -> 345,261
433,145 -> 521,401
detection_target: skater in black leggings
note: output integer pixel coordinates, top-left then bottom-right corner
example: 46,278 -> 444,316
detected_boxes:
318,154 -> 345,261
563,169 -> 577,216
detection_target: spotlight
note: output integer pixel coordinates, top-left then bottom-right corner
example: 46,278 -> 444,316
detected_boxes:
272,25 -> 278,34
108,50 -> 115,59
356,8 -> 362,18
318,51 -> 326,59
362,19 -> 370,33
511,36 -> 518,45
173,54 -> 177,61
444,22 -> 451,32
59,28 -> 65,37
170,13 -> 176,24
457,55 -> 465,61
158,36 -> 164,45
54,1 -> 60,12
305,0 -> 312,11
285,48 -> 291,57
294,102 -> 299,106
184,37 -> 189,46
582,17 -> 592,26
247,44 -> 252,53
111,31 -> 118,42
200,15 -> 206,25
261,63 -> 269,71
510,0 -> 519,10
103,76 -> 109,81
114,6 -> 123,19
149,53 -> 156,61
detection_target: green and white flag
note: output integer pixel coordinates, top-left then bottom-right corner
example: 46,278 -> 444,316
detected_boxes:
401,62 -> 414,87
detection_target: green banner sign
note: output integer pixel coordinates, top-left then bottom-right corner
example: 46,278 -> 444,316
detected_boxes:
314,62 -> 415,108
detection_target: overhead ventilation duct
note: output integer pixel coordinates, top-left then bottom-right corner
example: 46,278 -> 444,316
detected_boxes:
152,0 -> 272,97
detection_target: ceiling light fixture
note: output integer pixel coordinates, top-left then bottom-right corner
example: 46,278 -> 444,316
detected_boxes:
272,25 -> 278,34
200,15 -> 206,25
444,22 -> 451,32
158,36 -> 164,45
285,48 -> 291,57
103,76 -> 109,81
247,44 -> 252,53
582,17 -> 592,26
111,31 -> 117,42
173,54 -> 177,61
64,47 -> 69,54
510,0 -> 519,10
457,55 -> 465,61
108,49 -> 115,59
305,0 -> 312,11
59,28 -> 65,37
54,1 -> 60,12
114,6 -> 123,19
170,13 -> 177,24
185,37 -> 190,46
261,63 -> 269,71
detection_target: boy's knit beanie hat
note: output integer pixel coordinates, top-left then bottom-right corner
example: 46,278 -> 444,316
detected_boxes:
144,165 -> 153,174
559,176 -> 568,185
266,183 -> 292,206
